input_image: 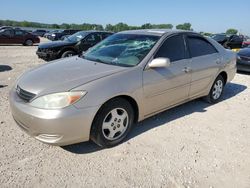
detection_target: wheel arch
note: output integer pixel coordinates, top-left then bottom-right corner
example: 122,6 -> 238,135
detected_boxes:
218,71 -> 228,85
59,47 -> 77,57
93,95 -> 139,125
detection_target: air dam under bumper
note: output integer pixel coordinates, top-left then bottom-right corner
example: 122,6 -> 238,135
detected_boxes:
9,88 -> 99,146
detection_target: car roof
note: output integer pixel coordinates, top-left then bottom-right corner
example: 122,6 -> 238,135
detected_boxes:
119,29 -> 195,36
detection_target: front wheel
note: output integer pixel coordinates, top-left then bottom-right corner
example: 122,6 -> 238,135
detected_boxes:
90,98 -> 134,147
61,51 -> 76,58
205,75 -> 225,104
24,39 -> 33,46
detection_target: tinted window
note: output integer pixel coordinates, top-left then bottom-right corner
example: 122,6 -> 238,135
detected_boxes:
86,34 -> 101,43
1,29 -> 13,36
155,35 -> 186,62
15,30 -> 25,36
188,37 -> 217,57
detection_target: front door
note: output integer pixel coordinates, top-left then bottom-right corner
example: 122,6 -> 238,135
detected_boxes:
143,34 -> 191,116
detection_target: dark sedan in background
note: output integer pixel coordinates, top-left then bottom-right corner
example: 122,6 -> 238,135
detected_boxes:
36,31 -> 113,61
237,46 -> 250,72
0,28 -> 40,46
47,29 -> 81,41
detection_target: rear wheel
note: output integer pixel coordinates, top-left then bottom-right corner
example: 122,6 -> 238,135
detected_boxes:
205,75 -> 225,104
24,39 -> 33,46
61,51 -> 76,58
90,98 -> 134,147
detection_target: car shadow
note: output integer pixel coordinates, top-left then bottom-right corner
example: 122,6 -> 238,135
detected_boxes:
62,82 -> 247,154
0,65 -> 12,72
0,85 -> 8,88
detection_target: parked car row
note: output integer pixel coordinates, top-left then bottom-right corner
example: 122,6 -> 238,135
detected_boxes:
0,27 -> 40,46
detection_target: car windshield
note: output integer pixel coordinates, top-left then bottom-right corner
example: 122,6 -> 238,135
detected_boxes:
66,31 -> 89,42
83,34 -> 160,67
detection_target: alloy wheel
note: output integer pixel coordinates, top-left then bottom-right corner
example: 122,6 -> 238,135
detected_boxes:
102,108 -> 129,141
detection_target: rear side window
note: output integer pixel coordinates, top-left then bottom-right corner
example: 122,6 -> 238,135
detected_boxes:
15,30 -> 25,36
187,36 -> 217,57
155,35 -> 186,62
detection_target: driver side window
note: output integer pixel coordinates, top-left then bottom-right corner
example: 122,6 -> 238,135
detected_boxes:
155,35 -> 186,62
85,34 -> 101,43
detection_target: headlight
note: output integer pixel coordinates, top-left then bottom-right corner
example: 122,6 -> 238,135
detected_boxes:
30,91 -> 86,109
51,34 -> 56,37
237,55 -> 241,60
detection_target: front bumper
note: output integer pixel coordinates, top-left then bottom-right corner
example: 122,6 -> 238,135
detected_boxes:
237,60 -> 250,72
9,88 -> 99,146
36,51 -> 58,61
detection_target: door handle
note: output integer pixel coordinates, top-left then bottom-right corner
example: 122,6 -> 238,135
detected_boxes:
215,59 -> 221,64
182,67 -> 191,73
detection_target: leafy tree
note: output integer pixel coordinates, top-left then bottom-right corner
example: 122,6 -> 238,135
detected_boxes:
176,23 -> 192,30
226,28 -> 238,35
141,23 -> 153,29
51,24 -> 60,29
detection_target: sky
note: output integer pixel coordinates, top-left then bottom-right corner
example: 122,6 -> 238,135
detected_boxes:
1,0 -> 250,35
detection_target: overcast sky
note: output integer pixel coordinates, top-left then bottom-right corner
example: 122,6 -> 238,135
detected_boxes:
1,0 -> 250,35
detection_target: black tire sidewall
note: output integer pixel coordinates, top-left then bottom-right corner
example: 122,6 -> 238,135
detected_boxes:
208,75 -> 225,103
25,39 -> 33,46
91,98 -> 134,147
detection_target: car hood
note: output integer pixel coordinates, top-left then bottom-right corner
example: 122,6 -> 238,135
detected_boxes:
38,40 -> 76,49
238,48 -> 250,57
17,57 -> 127,96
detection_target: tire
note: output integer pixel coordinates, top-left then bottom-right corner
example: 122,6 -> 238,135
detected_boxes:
61,51 -> 76,58
204,75 -> 225,104
90,98 -> 134,147
223,42 -> 230,49
24,39 -> 33,46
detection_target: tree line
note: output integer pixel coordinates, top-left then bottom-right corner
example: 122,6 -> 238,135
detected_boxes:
0,19 -> 192,32
0,19 -> 238,35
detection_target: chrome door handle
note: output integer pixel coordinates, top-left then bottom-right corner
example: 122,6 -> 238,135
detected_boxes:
183,67 -> 191,73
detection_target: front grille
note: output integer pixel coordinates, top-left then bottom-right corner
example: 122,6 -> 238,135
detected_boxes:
16,85 -> 36,102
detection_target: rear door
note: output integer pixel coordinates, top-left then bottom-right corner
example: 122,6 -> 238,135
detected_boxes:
186,34 -> 221,98
0,29 -> 14,44
142,34 -> 192,115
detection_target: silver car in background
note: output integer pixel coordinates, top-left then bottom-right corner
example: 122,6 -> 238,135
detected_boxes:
9,29 -> 236,147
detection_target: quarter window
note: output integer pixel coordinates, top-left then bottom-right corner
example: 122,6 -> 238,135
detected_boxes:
187,37 -> 217,57
155,35 -> 186,62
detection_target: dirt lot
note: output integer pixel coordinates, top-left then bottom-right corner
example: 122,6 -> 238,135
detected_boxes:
0,39 -> 250,188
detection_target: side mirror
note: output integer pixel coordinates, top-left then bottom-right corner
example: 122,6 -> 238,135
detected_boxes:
148,58 -> 171,69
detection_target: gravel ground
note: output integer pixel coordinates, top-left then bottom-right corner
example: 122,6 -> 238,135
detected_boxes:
0,39 -> 250,188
